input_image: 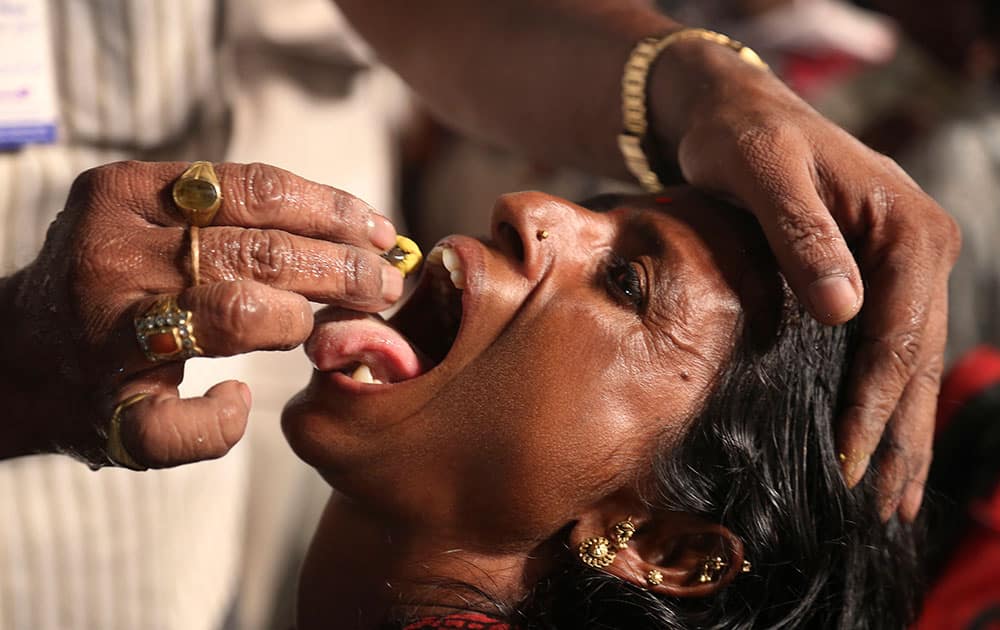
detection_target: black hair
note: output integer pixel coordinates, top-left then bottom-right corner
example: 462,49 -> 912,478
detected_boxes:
506,284 -> 923,628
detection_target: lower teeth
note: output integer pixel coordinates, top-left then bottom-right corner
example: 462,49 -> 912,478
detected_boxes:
350,364 -> 383,384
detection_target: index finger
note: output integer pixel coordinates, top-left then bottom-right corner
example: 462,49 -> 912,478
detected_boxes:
97,161 -> 398,251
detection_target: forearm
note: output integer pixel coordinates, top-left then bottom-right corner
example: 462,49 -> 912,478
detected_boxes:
0,271 -> 55,459
335,0 -> 688,178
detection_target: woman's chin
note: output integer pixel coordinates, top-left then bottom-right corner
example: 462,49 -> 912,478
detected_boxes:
280,381 -> 409,473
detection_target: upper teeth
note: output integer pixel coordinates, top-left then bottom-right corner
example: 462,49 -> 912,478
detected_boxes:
350,364 -> 383,384
438,246 -> 465,290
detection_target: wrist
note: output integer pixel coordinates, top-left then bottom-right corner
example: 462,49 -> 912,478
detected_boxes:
645,33 -> 774,158
0,271 -> 58,458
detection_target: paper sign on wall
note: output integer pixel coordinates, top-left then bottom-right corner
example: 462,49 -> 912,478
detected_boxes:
0,1 -> 59,148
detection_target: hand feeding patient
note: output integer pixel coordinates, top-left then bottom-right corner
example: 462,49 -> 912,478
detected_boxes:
283,188 -> 922,629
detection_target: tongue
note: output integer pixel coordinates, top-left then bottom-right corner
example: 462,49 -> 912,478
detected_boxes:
306,309 -> 429,383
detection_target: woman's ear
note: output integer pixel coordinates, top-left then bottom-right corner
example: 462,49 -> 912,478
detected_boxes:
569,510 -> 747,598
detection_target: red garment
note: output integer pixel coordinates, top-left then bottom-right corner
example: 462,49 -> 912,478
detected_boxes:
914,346 -> 1000,630
401,612 -> 510,630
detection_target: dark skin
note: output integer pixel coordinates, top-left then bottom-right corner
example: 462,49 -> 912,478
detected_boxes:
0,1 -> 959,522
286,190 -> 765,629
0,162 -> 403,466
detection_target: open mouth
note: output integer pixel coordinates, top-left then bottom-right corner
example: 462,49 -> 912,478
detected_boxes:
306,242 -> 469,386
388,245 -> 465,368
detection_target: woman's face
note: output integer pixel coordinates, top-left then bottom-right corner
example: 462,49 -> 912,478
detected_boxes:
283,190 -> 760,546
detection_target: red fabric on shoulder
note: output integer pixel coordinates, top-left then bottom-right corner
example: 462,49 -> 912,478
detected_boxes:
913,500 -> 1000,629
401,612 -> 510,630
935,346 -> 1000,434
914,346 -> 1000,629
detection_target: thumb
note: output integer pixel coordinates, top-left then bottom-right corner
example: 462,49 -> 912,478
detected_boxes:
113,378 -> 252,469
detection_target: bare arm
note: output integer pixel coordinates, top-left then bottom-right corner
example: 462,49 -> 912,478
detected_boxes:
335,0 -> 680,178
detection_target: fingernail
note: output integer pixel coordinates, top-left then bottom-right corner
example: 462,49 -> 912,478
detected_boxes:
238,382 -> 253,409
900,483 -> 924,522
368,214 -> 397,250
381,265 -> 404,302
846,452 -> 871,488
807,275 -> 860,323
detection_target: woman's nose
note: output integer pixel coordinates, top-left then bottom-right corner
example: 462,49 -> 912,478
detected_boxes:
489,191 -> 595,280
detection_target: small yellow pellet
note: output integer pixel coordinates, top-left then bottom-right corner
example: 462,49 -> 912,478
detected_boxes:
381,235 -> 423,277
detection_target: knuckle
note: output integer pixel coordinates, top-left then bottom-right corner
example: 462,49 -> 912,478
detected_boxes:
67,165 -> 102,203
69,161 -> 138,211
735,124 -> 796,179
739,121 -> 800,156
239,229 -> 292,284
868,329 -> 923,381
876,189 -> 962,268
239,162 -> 289,218
874,152 -> 898,169
874,153 -> 910,183
861,179 -> 902,229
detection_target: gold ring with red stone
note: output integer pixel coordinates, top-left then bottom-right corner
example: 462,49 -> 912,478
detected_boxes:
172,161 -> 222,286
134,295 -> 203,362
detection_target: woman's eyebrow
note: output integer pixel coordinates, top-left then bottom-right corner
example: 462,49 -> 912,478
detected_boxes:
631,212 -> 669,257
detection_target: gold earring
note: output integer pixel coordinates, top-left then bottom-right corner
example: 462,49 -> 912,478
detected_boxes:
646,569 -> 664,586
536,229 -> 549,241
741,560 -> 752,573
697,556 -> 727,583
578,536 -> 616,568
609,517 -> 636,550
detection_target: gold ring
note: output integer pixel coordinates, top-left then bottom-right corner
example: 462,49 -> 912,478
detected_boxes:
189,225 -> 201,286
106,393 -> 151,470
134,296 -> 203,362
172,161 -> 222,286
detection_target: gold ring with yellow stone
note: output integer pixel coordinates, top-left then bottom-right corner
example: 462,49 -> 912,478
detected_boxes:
172,161 -> 222,286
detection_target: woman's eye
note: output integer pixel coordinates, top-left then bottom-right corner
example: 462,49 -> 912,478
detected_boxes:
605,255 -> 646,310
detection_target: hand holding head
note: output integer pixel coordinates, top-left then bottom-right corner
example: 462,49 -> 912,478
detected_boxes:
638,38 -> 960,521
